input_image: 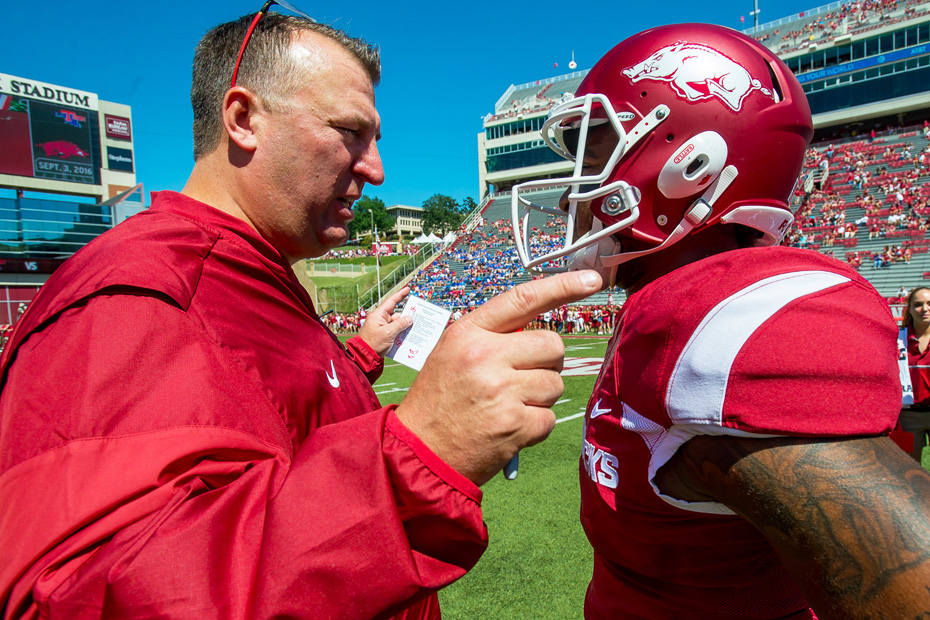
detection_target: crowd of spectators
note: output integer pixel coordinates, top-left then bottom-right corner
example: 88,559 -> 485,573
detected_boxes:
485,85 -> 579,123
751,0 -> 928,55
528,304 -> 620,335
406,216 -> 581,305
319,247 -> 381,259
317,243 -> 421,261
321,311 -> 362,334
0,303 -> 27,351
860,244 -> 915,269
408,258 -> 472,306
782,125 -> 930,276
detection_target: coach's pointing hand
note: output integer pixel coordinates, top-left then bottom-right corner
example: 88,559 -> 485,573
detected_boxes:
396,270 -> 603,486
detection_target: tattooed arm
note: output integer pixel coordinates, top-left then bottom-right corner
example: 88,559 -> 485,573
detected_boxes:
655,435 -> 930,620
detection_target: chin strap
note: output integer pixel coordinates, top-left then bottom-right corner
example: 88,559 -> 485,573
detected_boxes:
598,164 -> 739,268
567,218 -> 622,286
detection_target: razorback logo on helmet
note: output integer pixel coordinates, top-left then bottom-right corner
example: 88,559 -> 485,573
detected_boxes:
622,41 -> 773,112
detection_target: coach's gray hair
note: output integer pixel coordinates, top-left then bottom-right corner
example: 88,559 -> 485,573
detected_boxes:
191,13 -> 380,160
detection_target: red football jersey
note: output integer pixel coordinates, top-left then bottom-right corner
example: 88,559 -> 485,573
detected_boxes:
581,246 -> 900,619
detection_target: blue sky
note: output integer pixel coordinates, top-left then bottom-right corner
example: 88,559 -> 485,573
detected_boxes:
4,0 -> 822,207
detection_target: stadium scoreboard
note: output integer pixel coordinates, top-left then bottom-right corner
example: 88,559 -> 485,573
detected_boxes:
0,72 -> 135,200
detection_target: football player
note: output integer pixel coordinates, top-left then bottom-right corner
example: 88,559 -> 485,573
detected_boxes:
512,23 -> 930,620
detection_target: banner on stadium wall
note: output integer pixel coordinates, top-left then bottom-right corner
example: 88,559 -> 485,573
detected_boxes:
107,147 -> 134,172
0,72 -> 101,186
105,114 -> 131,140
890,303 -> 905,325
372,242 -> 393,255
796,43 -> 930,84
0,257 -> 66,274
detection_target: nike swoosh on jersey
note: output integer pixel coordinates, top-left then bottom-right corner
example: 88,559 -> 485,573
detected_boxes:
326,360 -> 340,388
590,398 -> 611,419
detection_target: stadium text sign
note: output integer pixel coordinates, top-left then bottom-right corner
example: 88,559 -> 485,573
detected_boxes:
0,72 -> 97,110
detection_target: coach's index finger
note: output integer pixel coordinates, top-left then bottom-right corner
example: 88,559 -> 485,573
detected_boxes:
464,270 -> 603,333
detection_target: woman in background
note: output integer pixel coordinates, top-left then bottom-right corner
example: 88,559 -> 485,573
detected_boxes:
901,286 -> 930,462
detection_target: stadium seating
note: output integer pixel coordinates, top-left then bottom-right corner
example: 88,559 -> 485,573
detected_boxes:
783,122 -> 930,298
748,0 -> 930,57
488,75 -> 588,122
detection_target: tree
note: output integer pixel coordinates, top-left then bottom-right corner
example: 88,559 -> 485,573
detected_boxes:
420,194 -> 463,237
348,195 -> 395,241
460,196 -> 478,215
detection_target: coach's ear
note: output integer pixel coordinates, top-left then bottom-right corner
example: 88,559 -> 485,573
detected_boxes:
222,86 -> 263,153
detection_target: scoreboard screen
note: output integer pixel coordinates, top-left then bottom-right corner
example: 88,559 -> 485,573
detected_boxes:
0,73 -> 101,186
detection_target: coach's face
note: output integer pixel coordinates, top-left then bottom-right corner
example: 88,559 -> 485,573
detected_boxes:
254,31 -> 384,262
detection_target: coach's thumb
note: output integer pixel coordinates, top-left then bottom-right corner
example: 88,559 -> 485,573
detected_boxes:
465,270 -> 603,334
388,314 -> 414,336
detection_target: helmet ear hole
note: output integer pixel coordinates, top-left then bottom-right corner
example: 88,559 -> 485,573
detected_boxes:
685,156 -> 707,178
657,131 -> 728,200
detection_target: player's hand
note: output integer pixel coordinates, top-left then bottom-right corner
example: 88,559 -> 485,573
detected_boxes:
396,270 -> 603,485
358,287 -> 414,357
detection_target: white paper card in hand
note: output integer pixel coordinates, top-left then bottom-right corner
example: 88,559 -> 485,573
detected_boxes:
386,296 -> 452,371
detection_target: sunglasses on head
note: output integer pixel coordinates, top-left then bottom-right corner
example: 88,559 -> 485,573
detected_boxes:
231,0 -> 316,88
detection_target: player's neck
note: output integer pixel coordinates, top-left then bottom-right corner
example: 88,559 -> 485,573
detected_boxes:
621,225 -> 747,295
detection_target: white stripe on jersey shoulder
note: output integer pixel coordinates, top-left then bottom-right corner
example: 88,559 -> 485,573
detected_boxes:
665,270 -> 850,426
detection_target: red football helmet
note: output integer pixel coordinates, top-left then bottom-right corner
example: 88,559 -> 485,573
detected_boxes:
511,23 -> 814,283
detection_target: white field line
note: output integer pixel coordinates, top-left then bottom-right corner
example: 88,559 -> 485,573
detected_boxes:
375,387 -> 411,395
555,410 -> 586,424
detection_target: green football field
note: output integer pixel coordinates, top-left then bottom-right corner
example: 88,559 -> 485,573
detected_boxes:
373,334 -> 610,620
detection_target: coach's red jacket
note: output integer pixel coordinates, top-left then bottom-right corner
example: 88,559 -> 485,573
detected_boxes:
0,192 -> 487,619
